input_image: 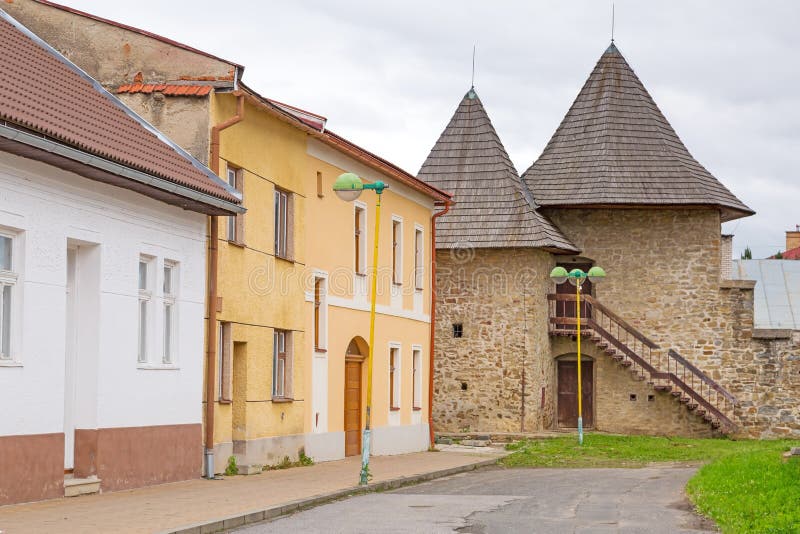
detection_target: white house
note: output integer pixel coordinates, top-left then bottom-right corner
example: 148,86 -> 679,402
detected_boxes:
0,10 -> 242,505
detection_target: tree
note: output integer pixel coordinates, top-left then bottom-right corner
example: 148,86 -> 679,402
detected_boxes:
741,246 -> 752,260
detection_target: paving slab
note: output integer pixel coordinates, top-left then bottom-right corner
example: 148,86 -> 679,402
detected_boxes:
0,450 -> 500,534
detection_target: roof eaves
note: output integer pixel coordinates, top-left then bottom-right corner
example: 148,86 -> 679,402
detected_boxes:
31,0 -> 244,71
235,83 -> 451,203
0,122 -> 243,214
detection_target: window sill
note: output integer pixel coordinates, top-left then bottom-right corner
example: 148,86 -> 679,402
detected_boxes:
0,360 -> 23,367
390,407 -> 400,412
271,396 -> 294,403
227,240 -> 246,249
413,407 -> 422,411
355,272 -> 367,278
314,348 -> 327,354
392,282 -> 403,287
218,398 -> 232,405
275,255 -> 295,264
137,364 -> 180,371
414,287 -> 423,292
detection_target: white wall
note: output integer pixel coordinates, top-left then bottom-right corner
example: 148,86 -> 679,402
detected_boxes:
0,152 -> 207,437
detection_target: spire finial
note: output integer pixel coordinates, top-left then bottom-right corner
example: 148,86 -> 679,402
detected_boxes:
471,44 -> 476,89
611,2 -> 615,43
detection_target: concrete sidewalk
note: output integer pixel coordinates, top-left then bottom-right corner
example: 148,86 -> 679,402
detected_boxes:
0,449 -> 502,534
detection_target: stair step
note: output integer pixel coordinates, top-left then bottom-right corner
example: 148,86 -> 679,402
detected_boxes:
654,385 -> 671,392
696,409 -> 706,416
680,397 -> 690,404
711,421 -> 721,429
612,355 -> 624,361
687,403 -> 698,410
703,414 -> 714,422
620,360 -> 632,367
670,391 -> 682,397
64,476 -> 101,497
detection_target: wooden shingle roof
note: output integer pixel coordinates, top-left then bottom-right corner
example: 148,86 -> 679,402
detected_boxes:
418,88 -> 578,252
522,43 -> 754,222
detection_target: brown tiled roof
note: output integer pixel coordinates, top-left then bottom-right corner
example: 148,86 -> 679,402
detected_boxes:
0,12 -> 241,210
117,83 -> 214,97
417,89 -> 578,252
522,43 -> 754,223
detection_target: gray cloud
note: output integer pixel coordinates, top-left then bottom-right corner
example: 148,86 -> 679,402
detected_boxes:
65,0 -> 800,257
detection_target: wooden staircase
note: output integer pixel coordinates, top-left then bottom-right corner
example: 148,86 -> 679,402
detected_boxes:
548,293 -> 737,432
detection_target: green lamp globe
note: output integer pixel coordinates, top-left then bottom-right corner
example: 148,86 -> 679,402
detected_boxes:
587,266 -> 606,283
333,172 -> 364,201
549,266 -> 569,284
568,268 -> 587,286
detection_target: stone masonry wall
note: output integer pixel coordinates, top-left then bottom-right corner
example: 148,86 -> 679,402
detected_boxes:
551,338 -> 715,438
545,208 -> 799,438
433,248 -> 554,433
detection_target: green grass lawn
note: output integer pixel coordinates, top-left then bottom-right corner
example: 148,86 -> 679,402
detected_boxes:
687,449 -> 800,533
502,434 -> 800,533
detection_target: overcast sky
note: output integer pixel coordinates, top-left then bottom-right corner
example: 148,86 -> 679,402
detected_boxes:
63,0 -> 800,257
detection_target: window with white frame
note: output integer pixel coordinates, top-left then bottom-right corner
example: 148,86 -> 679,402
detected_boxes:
226,165 -> 244,244
412,348 -> 422,410
162,261 -> 177,364
414,227 -> 424,290
273,329 -> 292,398
354,204 -> 366,275
274,188 -> 292,259
392,218 -> 402,285
137,256 -> 153,363
389,346 -> 400,410
0,235 -> 17,360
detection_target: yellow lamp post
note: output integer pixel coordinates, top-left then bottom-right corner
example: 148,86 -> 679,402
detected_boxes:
333,172 -> 387,485
549,265 -> 606,445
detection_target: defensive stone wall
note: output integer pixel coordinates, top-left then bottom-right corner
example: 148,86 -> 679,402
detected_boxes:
433,248 -> 554,433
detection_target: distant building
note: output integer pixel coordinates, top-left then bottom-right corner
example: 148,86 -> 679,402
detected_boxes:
0,10 -> 241,505
769,226 -> 800,259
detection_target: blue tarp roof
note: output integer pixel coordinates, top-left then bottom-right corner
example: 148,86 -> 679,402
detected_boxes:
732,260 -> 800,330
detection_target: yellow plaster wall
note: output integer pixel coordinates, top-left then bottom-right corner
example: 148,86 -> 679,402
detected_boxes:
303,155 -> 435,436
210,93 -> 309,447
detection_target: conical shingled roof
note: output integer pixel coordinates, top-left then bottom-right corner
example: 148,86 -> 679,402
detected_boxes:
418,88 -> 577,252
522,43 -> 754,222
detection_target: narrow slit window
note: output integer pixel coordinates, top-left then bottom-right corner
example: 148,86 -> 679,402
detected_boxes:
162,262 -> 177,364
274,189 -> 291,259
414,228 -> 424,290
392,219 -> 402,285
452,323 -> 463,338
355,205 -> 366,274
137,256 -> 153,363
389,347 -> 400,410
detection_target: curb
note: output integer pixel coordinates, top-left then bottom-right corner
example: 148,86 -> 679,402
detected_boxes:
164,457 -> 499,534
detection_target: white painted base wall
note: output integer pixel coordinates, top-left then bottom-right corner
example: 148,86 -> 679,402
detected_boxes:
304,423 -> 429,463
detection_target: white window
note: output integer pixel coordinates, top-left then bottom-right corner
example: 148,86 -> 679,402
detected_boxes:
162,262 -> 177,364
137,256 -> 153,363
354,204 -> 366,275
414,227 -> 424,290
0,235 -> 17,360
392,218 -> 403,285
412,348 -> 422,410
274,189 -> 291,259
273,330 -> 292,398
226,165 -> 244,243
389,346 -> 400,410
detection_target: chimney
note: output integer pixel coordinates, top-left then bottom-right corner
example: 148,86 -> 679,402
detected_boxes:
720,234 -> 733,279
787,225 -> 800,252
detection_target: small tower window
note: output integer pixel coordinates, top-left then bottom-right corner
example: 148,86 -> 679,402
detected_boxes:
452,323 -> 463,338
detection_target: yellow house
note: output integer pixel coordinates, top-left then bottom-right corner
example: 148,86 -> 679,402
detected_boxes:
301,132 -> 450,460
209,92 -> 451,468
3,0 -> 450,474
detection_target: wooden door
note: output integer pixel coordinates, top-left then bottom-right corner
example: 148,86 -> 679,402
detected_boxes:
557,360 -> 594,428
344,360 -> 362,456
555,263 -> 593,328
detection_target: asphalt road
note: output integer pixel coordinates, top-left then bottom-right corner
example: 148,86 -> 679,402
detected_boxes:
236,466 -> 715,533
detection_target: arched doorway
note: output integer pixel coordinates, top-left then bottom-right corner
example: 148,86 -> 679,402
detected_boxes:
344,337 -> 367,457
556,354 -> 595,428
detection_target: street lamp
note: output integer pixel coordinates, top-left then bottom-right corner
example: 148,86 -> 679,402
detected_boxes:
333,172 -> 388,485
549,265 -> 606,445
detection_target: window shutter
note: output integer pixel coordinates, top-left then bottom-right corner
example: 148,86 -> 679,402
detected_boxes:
220,322 -> 233,402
